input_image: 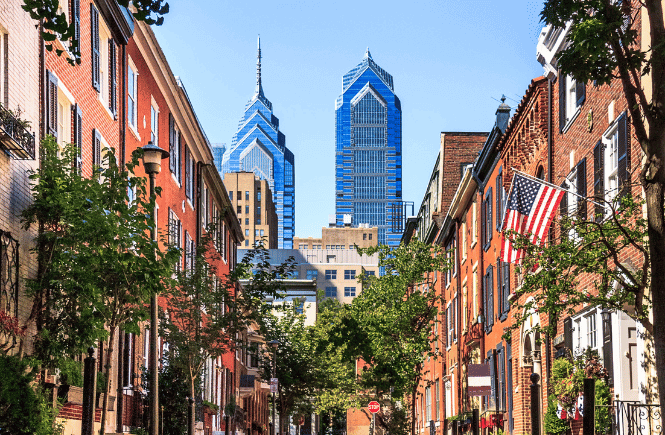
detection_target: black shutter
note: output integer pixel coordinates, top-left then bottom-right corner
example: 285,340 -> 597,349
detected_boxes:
617,113 -> 630,198
109,39 -> 117,116
72,104 -> 83,170
497,344 -> 505,411
91,5 -> 100,92
559,72 -> 566,132
576,158 -> 587,219
487,187 -> 493,243
481,196 -> 486,247
502,262 -> 510,315
507,343 -> 514,432
489,350 -> 496,409
185,147 -> 191,200
576,80 -> 586,107
177,131 -> 183,183
72,0 -> 81,49
563,317 -> 573,353
488,265 -> 494,330
46,70 -> 58,139
496,172 -> 503,230
93,128 -> 101,169
594,140 -> 605,220
496,259 -> 502,320
602,311 -> 614,386
169,113 -> 176,174
560,180 -> 569,236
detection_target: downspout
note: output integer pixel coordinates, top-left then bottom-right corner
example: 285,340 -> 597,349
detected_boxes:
39,20 -> 45,144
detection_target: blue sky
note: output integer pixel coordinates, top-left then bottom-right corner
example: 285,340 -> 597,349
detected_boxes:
153,0 -> 547,239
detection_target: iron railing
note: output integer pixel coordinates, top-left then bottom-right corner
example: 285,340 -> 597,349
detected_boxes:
600,401 -> 662,435
0,104 -> 35,159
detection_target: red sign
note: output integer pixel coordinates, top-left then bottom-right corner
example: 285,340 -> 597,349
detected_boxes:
368,401 -> 380,413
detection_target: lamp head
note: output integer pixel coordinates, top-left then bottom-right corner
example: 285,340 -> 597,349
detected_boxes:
141,141 -> 169,175
268,340 -> 279,350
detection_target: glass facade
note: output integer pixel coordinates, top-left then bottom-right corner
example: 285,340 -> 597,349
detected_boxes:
335,49 -> 402,247
216,38 -> 295,248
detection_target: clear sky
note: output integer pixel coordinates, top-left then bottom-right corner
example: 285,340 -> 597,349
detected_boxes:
153,0 -> 547,239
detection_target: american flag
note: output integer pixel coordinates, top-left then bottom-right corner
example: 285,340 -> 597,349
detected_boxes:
500,172 -> 565,263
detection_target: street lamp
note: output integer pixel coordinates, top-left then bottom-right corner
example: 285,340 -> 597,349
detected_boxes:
269,340 -> 279,435
141,141 -> 169,435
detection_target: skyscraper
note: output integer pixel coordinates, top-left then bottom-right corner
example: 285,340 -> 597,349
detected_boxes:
219,38 -> 295,248
335,49 -> 402,247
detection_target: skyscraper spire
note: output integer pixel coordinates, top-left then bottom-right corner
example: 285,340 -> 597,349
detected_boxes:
256,35 -> 264,97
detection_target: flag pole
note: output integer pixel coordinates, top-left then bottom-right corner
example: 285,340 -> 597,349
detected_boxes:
510,167 -> 607,209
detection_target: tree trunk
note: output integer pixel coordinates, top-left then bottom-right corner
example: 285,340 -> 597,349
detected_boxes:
189,377 -> 196,435
644,177 -> 665,414
410,367 -> 422,435
99,326 -> 116,435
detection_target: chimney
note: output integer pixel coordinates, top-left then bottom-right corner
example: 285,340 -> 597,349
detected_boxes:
496,95 -> 511,133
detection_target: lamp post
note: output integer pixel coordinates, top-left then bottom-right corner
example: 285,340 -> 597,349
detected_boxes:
141,141 -> 169,435
269,340 -> 279,435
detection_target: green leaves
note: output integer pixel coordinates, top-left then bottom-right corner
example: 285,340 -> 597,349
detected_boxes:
22,136 -> 178,362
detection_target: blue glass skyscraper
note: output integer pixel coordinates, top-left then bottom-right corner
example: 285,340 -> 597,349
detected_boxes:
335,49 -> 402,247
220,38 -> 295,249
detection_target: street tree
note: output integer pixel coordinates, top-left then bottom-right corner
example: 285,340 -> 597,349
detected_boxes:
160,237 -> 290,435
340,241 -> 448,435
21,0 -> 169,64
261,304 -> 319,435
21,137 -> 180,433
531,0 -> 665,411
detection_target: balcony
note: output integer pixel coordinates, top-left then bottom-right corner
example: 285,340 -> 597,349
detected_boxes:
239,374 -> 256,398
0,104 -> 35,160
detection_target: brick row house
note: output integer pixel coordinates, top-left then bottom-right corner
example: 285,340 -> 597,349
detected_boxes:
1,1 -> 270,434
409,9 -> 652,435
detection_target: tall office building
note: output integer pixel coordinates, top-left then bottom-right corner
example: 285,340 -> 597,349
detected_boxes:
335,49 -> 402,247
220,38 -> 295,248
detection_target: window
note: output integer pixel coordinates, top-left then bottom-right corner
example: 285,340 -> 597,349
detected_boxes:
128,61 -> 138,129
344,269 -> 356,280
0,232 -> 19,319
435,379 -> 440,421
462,279 -> 468,330
483,265 -> 494,333
325,270 -> 336,280
245,218 -> 249,225
229,191 -> 233,201
497,260 -> 510,321
185,147 -> 194,203
257,191 -> 261,201
472,199 -> 478,246
237,206 -> 241,214
559,73 -> 585,131
325,287 -> 337,298
150,103 -> 159,146
496,170 -> 505,231
245,205 -> 249,214
306,270 -> 318,280
237,191 -> 241,200
256,217 -> 261,225
344,287 -> 356,297
255,229 -> 259,237
257,206 -> 261,216
123,333 -> 134,389
365,270 -> 375,277
561,159 -> 587,221
425,386 -> 432,423
369,233 -> 372,240
245,229 -> 249,237
482,188 -> 492,250
363,233 -> 367,240
168,113 -> 182,183
168,208 -> 182,271
473,263 -> 479,321
461,215 -> 467,263
245,240 -> 249,246
185,231 -> 194,272
586,312 -> 597,348
594,114 -> 630,219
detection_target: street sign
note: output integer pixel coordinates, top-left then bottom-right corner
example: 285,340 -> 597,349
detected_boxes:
468,364 -> 491,396
368,401 -> 380,413
270,378 -> 278,394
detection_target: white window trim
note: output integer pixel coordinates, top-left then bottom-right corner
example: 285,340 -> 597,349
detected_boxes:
570,306 -> 601,357
150,96 -> 159,148
603,121 -> 621,205
127,55 -> 140,138
561,75 -> 582,133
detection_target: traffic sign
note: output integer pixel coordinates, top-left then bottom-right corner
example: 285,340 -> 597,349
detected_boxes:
270,378 -> 278,394
368,401 -> 380,413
